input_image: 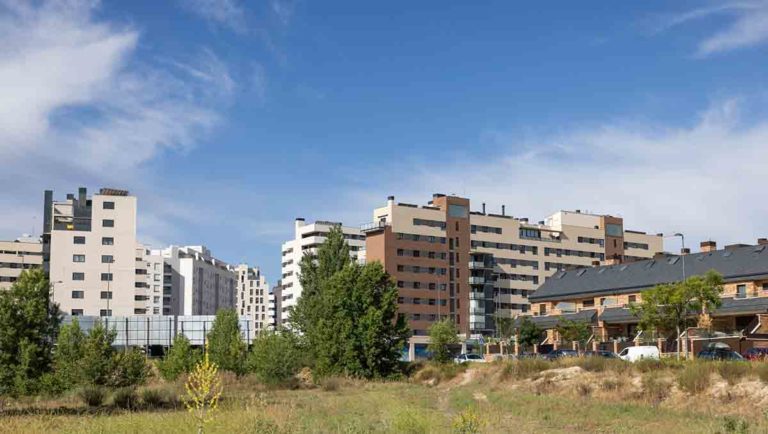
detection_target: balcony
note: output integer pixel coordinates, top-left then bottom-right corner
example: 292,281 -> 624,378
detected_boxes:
360,221 -> 389,233
468,276 -> 486,285
469,291 -> 487,300
468,261 -> 486,270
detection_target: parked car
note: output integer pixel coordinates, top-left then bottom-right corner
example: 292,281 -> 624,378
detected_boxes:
543,349 -> 579,360
517,352 -> 541,359
742,347 -> 768,361
698,349 -> 745,361
618,346 -> 660,362
453,353 -> 486,364
584,350 -> 619,359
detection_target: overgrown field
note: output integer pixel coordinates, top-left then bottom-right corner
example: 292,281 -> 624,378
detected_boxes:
4,359 -> 768,433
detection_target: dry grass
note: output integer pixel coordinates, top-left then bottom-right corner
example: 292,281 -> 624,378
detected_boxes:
677,363 -> 712,394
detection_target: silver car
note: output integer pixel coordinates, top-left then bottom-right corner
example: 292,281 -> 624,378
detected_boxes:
453,353 -> 486,364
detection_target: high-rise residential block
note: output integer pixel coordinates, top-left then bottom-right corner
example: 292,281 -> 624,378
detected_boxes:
280,219 -> 365,322
234,264 -> 271,331
43,187 -> 140,317
135,244 -> 164,315
0,235 -> 43,290
363,194 -> 663,337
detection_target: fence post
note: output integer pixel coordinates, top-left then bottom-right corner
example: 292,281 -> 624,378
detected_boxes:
203,321 -> 207,349
125,318 -> 129,350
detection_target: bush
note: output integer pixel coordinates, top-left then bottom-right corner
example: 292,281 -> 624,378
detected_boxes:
451,406 -> 485,434
428,319 -> 459,364
502,359 -> 549,380
112,387 -> 138,410
247,330 -> 305,387
642,372 -> 669,404
677,363 -> 712,394
716,362 -> 750,385
721,416 -> 750,433
412,362 -> 466,385
78,385 -> 108,407
141,386 -> 179,409
158,335 -> 201,381
634,359 -> 662,373
112,348 -> 150,388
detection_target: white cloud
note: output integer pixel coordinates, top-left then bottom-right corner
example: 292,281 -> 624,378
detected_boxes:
341,98 -> 768,253
659,1 -> 768,56
178,0 -> 247,33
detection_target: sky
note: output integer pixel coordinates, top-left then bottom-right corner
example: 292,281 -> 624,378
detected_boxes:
3,0 -> 768,283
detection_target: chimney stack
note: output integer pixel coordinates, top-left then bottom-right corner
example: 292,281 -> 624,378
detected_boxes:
482,203 -> 486,214
700,240 -> 717,253
502,205 -> 506,216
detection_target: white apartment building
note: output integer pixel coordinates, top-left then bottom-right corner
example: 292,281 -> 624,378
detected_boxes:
0,235 -> 43,290
280,219 -> 366,322
135,245 -> 164,315
44,187 -> 140,317
157,245 -> 236,316
234,264 -> 271,331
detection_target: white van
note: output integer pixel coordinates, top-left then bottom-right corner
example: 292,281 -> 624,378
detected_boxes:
618,346 -> 660,362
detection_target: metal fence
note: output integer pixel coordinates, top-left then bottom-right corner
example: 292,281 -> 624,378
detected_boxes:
61,315 -> 257,348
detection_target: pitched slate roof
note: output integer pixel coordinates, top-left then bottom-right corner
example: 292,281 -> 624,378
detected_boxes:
530,244 -> 768,303
515,309 -> 597,329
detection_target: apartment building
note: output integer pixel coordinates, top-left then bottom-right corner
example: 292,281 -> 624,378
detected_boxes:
0,235 -> 43,290
43,187 -> 140,317
270,280 -> 282,328
280,219 -> 365,322
363,194 -> 662,337
135,244 -> 164,315
527,240 -> 768,356
157,245 -> 236,316
234,264 -> 271,331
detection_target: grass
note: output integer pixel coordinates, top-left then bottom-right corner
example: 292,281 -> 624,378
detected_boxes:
677,362 -> 712,394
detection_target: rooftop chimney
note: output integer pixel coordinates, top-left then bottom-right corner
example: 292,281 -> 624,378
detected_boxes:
387,196 -> 395,206
482,203 -> 486,214
681,247 -> 691,255
759,238 -> 768,246
700,240 -> 717,253
502,205 -> 506,216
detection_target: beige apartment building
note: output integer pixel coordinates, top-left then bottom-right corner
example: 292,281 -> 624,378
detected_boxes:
0,235 -> 44,290
135,244 -> 164,315
363,194 -> 662,337
44,187 -> 141,316
235,264 -> 271,331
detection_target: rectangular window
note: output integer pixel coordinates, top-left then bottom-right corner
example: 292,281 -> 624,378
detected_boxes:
71,309 -> 83,316
102,237 -> 114,245
100,291 -> 113,299
72,272 -> 85,281
101,255 -> 113,263
628,295 -> 637,304
100,309 -> 112,317
103,201 -> 115,210
72,254 -> 85,263
101,273 -> 113,281
606,223 -> 623,237
71,290 -> 84,299
737,284 -> 747,298
73,236 -> 86,245
102,219 -> 114,228
448,204 -> 468,218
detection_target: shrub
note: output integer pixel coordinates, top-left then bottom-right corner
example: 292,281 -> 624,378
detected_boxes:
755,363 -> 768,383
716,362 -> 751,385
502,359 -> 549,380
576,382 -> 592,397
721,416 -> 750,433
634,359 -> 662,373
158,334 -> 201,381
412,362 -> 466,385
642,372 -> 669,404
112,387 -> 138,410
141,386 -> 179,409
600,378 -> 621,391
78,385 -> 108,407
428,319 -> 459,364
677,363 -> 712,394
318,376 -> 344,392
247,330 -> 304,387
112,348 -> 150,387
451,406 -> 485,434
53,318 -> 86,389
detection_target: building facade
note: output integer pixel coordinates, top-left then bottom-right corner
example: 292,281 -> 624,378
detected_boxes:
363,194 -> 662,337
527,240 -> 768,355
234,264 -> 271,331
280,219 -> 365,323
270,280 -> 282,328
0,235 -> 43,290
156,245 -> 237,316
135,244 -> 164,315
44,187 -> 141,316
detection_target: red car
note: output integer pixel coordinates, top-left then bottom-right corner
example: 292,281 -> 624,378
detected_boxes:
742,348 -> 768,361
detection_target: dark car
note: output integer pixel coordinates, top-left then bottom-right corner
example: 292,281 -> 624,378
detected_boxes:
742,347 -> 768,361
697,349 -> 745,361
543,349 -> 579,360
584,350 -> 619,359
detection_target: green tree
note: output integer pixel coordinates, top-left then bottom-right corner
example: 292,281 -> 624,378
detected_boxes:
246,329 -> 304,386
494,316 -> 515,341
207,309 -> 246,375
53,318 -> 87,389
428,319 -> 459,364
687,270 -> 724,319
0,269 -> 61,395
555,319 -> 592,349
112,348 -> 150,387
158,334 -> 201,381
292,227 -> 408,378
81,320 -> 118,386
516,316 -> 542,352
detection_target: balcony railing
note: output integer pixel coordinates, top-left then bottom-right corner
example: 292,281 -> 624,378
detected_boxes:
468,276 -> 486,285
468,261 -> 487,270
469,291 -> 487,300
360,221 -> 389,233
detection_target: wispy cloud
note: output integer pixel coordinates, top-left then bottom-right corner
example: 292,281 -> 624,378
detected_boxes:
270,0 -> 294,26
178,0 -> 247,33
658,1 -> 768,57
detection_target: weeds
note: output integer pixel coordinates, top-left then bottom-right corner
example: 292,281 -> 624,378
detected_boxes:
576,382 -> 592,397
390,408 -> 430,433
502,359 -> 550,380
112,387 -> 138,410
412,362 -> 467,385
451,406 -> 485,434
716,362 -> 751,385
642,372 -> 669,404
78,385 -> 107,407
720,416 -> 750,433
677,363 -> 712,394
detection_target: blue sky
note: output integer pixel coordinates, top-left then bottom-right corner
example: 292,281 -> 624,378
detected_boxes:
3,0 -> 768,283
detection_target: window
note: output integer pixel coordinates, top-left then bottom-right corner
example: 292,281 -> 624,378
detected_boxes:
71,309 -> 83,316
101,273 -> 113,281
737,284 -> 747,298
606,223 -> 623,237
73,236 -> 86,245
102,237 -> 114,245
72,254 -> 85,263
71,290 -> 84,299
100,291 -> 113,299
539,304 -> 547,315
520,228 -> 541,239
100,309 -> 112,317
72,272 -> 85,281
103,201 -> 115,210
582,299 -> 595,308
101,255 -> 113,263
448,204 -> 468,218
102,219 -> 114,228
628,295 -> 637,304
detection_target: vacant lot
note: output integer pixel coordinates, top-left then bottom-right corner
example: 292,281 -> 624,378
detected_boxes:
2,360 -> 766,433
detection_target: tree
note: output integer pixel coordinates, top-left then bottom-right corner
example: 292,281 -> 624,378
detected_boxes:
112,348 -> 150,388
494,316 -> 515,345
428,319 -> 460,364
555,319 -> 592,350
687,270 -> 724,325
54,318 -> 87,389
0,269 -> 61,395
159,334 -> 201,381
81,320 -> 118,386
292,227 -> 408,378
247,329 -> 304,386
207,309 -> 246,375
516,316 -> 542,352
